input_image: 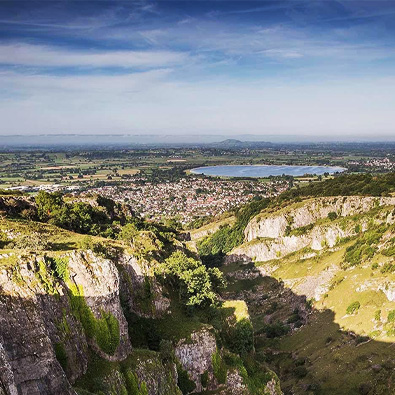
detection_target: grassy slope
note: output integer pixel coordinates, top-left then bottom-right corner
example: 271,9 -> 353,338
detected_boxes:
217,198 -> 395,394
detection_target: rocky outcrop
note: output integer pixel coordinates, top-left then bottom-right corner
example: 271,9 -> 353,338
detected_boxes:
68,251 -> 131,361
0,250 -> 132,394
134,354 -> 181,395
118,254 -> 170,318
233,196 -> 395,263
233,223 -> 350,262
0,196 -> 36,219
245,196 -> 395,242
175,327 -> 217,392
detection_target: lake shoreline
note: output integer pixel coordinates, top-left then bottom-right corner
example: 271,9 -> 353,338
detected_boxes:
190,164 -> 347,178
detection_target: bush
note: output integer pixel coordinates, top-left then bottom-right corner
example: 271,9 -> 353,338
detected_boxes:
48,256 -> 69,281
261,322 -> 290,338
124,371 -> 148,395
387,310 -> 395,323
177,364 -> 196,394
327,212 -> 338,221
157,251 -> 225,308
159,340 -> 175,363
380,262 -> 395,273
227,318 -> 254,355
200,371 -> 209,388
346,301 -> 361,315
212,350 -> 227,384
293,365 -> 308,378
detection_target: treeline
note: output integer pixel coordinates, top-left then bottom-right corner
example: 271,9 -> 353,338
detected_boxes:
2,191 -> 176,244
34,192 -> 135,238
278,172 -> 395,202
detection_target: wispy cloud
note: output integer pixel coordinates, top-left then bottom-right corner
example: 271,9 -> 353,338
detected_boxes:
0,43 -> 190,69
0,0 -> 395,136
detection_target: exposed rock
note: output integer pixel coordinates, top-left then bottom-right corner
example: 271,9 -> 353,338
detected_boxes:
175,328 -> 217,392
118,253 -> 170,318
292,265 -> 339,300
68,251 -> 131,361
220,369 -> 248,394
245,196 -> 395,242
135,356 -> 181,395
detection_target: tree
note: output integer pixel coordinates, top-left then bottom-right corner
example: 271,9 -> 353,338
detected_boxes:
158,251 -> 224,308
119,223 -> 139,245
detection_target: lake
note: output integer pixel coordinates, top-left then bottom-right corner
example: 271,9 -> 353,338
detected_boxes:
190,165 -> 346,178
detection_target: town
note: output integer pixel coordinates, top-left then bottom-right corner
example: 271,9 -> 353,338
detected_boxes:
83,176 -> 289,224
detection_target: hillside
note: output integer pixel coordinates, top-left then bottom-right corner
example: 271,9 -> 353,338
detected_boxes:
0,194 -> 281,395
193,174 -> 395,394
1,173 -> 394,395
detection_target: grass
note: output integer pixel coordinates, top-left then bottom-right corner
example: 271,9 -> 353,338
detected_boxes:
0,217 -> 123,254
277,310 -> 394,394
222,300 -> 249,322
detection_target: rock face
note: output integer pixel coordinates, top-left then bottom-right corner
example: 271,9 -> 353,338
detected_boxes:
190,217 -> 235,241
244,196 -> 395,242
0,259 -> 77,394
0,250 -> 134,394
175,328 -> 217,392
233,224 -> 349,262
117,254 -> 170,318
0,196 -> 36,218
68,251 -> 132,361
234,196 -> 395,263
134,355 -> 181,395
1,249 -> 280,395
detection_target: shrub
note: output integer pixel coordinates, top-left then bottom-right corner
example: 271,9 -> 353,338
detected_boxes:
48,256 -> 69,282
212,350 -> 227,384
346,301 -> 361,315
200,371 -> 209,388
262,322 -> 290,338
343,225 -> 387,267
177,364 -> 196,394
380,262 -> 395,274
374,310 -> 381,321
159,340 -> 175,363
355,335 -> 369,344
387,310 -> 395,323
226,318 -> 254,355
327,212 -> 338,221
124,371 -> 148,395
382,245 -> 395,257
293,366 -> 308,378
0,231 -> 10,248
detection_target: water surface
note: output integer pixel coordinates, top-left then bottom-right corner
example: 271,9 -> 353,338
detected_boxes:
190,165 -> 346,178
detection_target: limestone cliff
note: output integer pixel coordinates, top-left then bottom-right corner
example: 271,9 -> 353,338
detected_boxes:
234,196 -> 395,262
0,244 -> 282,395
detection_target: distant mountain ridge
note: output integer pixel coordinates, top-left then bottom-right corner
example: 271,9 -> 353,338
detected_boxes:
1,134 -> 395,149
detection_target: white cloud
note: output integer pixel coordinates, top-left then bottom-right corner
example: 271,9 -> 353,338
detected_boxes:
0,43 -> 189,68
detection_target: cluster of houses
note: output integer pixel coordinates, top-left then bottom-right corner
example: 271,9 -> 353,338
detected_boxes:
88,177 -> 288,224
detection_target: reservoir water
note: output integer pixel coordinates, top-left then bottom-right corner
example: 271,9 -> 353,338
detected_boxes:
190,165 -> 346,178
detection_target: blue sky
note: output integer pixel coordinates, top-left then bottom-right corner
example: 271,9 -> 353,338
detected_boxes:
1,1 -> 395,138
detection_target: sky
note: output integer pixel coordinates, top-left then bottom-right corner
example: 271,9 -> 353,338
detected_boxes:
1,1 -> 395,139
